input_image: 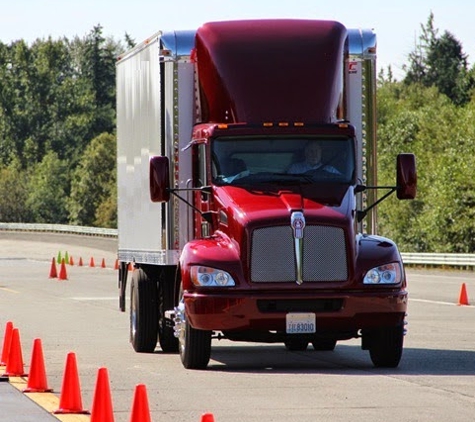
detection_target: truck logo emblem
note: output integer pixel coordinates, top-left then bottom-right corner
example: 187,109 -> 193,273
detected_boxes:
291,211 -> 305,239
291,211 -> 305,285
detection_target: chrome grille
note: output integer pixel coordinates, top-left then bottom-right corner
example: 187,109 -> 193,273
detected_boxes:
250,225 -> 347,282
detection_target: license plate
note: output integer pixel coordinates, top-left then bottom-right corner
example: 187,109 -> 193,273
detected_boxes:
286,313 -> 316,334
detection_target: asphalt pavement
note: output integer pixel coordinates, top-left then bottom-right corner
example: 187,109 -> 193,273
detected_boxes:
0,231 -> 116,421
0,380 -> 59,422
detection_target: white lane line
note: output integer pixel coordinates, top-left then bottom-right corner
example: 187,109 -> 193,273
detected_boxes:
0,287 -> 19,293
70,297 -> 117,301
410,298 -> 475,307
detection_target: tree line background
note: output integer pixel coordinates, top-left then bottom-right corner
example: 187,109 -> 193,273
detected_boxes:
1,14 -> 475,253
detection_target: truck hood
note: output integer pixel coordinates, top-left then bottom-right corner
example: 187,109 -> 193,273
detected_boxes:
214,183 -> 354,230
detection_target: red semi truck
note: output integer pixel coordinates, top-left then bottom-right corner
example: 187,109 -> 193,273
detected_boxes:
116,19 -> 417,369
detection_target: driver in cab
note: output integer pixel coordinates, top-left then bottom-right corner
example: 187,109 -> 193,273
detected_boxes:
287,141 -> 340,175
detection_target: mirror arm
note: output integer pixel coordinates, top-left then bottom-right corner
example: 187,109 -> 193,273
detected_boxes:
169,187 -> 215,222
356,186 -> 397,223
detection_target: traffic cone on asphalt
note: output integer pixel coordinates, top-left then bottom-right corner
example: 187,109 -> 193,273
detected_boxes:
58,259 -> 68,280
128,263 -> 133,271
101,258 -> 106,268
3,328 -> 27,377
49,257 -> 58,278
0,321 -> 14,366
78,257 -> 84,267
201,413 -> 216,422
90,257 -> 95,267
90,367 -> 114,422
64,251 -> 69,265
69,255 -> 74,266
24,338 -> 52,392
458,283 -> 470,306
114,259 -> 119,270
54,352 -> 89,414
129,384 -> 151,422
57,251 -> 62,265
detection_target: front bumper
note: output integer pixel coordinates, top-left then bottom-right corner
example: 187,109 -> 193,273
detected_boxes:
184,289 -> 407,333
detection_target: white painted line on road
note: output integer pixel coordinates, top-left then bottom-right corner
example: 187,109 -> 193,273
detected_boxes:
410,298 -> 475,307
70,297 -> 117,301
408,272 -> 475,281
0,287 -> 19,293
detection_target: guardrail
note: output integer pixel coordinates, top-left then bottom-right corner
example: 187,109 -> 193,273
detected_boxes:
0,222 -> 117,237
1,223 -> 474,268
400,252 -> 475,268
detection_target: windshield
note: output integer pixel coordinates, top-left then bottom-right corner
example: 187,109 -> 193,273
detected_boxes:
211,136 -> 355,185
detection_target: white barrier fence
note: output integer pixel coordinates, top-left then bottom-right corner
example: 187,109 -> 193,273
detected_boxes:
1,222 -> 475,268
0,222 -> 117,237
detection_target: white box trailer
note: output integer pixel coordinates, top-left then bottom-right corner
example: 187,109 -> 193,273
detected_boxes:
116,31 -> 195,266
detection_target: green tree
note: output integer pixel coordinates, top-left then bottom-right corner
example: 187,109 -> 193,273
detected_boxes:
95,181 -> 117,228
403,12 -> 474,105
0,159 -> 30,222
81,25 -> 118,135
377,77 -> 475,253
67,132 -> 116,226
26,151 -> 69,223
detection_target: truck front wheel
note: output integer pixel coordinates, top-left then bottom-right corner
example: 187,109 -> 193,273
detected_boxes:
177,286 -> 211,369
130,268 -> 158,353
367,325 -> 404,368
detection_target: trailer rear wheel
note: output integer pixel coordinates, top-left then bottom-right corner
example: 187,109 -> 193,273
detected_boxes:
158,267 -> 179,353
177,286 -> 211,369
130,268 -> 158,353
368,325 -> 404,368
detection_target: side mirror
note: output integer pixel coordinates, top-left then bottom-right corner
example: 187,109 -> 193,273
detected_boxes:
149,156 -> 170,202
396,153 -> 417,200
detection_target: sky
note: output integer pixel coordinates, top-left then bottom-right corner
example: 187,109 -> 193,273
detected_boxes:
1,0 -> 474,80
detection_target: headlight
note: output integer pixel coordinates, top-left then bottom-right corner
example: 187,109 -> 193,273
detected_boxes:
190,266 -> 236,287
363,263 -> 402,285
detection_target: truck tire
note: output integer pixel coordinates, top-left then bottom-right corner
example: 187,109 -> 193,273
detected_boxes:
368,325 -> 404,368
284,339 -> 308,351
177,285 -> 211,369
130,268 -> 159,353
312,339 -> 337,351
158,267 -> 179,353
180,320 -> 212,369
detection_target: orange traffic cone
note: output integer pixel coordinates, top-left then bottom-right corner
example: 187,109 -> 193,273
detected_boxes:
114,259 -> 119,270
101,258 -> 106,268
128,263 -> 133,271
69,255 -> 74,266
129,384 -> 151,422
49,257 -> 58,278
54,352 -> 89,414
458,283 -> 470,306
0,321 -> 14,366
24,338 -> 52,392
3,328 -> 27,377
90,367 -> 114,422
78,257 -> 84,267
90,257 -> 95,267
58,259 -> 68,280
201,413 -> 215,422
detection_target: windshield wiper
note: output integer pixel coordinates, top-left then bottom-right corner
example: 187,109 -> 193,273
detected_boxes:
225,172 -> 316,185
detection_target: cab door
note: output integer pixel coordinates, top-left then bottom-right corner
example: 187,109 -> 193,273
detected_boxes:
192,143 -> 211,238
